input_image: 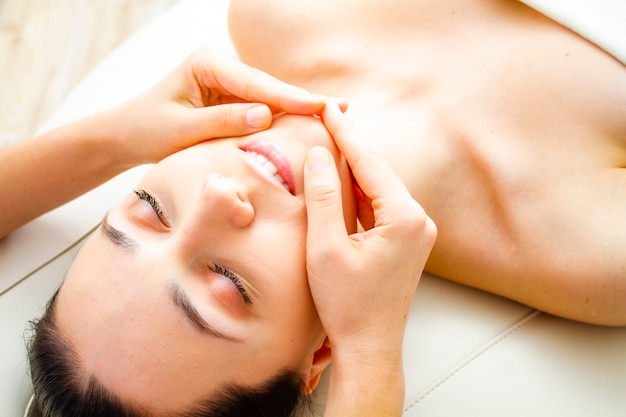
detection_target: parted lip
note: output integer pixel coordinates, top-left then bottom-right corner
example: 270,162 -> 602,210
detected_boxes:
239,140 -> 296,195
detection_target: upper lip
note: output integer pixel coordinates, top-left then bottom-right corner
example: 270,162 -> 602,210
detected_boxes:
239,140 -> 296,195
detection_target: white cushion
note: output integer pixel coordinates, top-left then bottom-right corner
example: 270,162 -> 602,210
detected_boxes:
2,1 -> 625,416
519,0 -> 626,65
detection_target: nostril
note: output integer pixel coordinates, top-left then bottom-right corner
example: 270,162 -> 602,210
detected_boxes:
230,199 -> 255,228
236,189 -> 249,204
203,173 -> 254,228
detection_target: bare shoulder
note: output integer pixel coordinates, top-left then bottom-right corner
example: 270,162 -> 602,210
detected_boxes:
529,166 -> 626,326
425,160 -> 626,326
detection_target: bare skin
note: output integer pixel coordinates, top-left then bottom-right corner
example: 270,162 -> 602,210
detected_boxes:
229,0 -> 626,325
0,48 -> 341,239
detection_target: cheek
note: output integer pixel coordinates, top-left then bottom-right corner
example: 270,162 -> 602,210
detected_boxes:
252,220 -> 313,309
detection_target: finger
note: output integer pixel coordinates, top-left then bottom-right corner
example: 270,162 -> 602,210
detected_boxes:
227,69 -> 327,115
264,96 -> 348,116
322,103 -> 410,204
304,146 -> 351,255
194,51 -> 347,115
178,103 -> 273,141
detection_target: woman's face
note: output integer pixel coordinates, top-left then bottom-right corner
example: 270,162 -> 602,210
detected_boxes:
55,114 -> 356,414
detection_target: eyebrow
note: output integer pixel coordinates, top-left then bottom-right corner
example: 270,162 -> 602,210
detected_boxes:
100,213 -> 239,342
166,280 -> 240,342
101,213 -> 137,250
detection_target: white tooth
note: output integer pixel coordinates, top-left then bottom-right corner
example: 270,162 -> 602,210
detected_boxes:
255,153 -> 269,165
263,160 -> 278,175
247,150 -> 288,189
274,173 -> 286,185
275,174 -> 290,191
252,153 -> 278,178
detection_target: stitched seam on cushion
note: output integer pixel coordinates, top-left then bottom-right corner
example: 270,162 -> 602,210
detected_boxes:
403,309 -> 542,413
0,225 -> 97,297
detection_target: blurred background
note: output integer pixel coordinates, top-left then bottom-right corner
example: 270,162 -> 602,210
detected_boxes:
0,0 -> 181,148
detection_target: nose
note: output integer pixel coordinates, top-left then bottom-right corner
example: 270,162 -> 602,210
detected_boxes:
177,173 -> 255,249
174,173 -> 254,263
199,173 -> 255,228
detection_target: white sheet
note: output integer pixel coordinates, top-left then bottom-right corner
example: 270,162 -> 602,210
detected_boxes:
519,0 -> 626,65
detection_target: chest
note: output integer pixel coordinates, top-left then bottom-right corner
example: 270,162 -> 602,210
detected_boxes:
229,0 -> 626,259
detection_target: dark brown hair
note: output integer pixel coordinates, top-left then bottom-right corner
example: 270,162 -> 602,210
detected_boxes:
28,290 -> 309,417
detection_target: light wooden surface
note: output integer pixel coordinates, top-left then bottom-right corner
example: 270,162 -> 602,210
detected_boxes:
0,0 -> 180,147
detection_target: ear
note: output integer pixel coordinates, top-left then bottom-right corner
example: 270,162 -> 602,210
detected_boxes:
305,337 -> 332,394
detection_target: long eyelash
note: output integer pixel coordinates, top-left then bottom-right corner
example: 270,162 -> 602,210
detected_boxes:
213,263 -> 252,305
134,189 -> 165,219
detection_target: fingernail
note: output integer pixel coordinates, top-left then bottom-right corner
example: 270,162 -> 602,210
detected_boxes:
306,146 -> 331,172
246,105 -> 271,128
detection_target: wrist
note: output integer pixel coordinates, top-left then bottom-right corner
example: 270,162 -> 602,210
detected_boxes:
87,103 -> 143,171
331,340 -> 404,381
45,111 -> 129,174
325,348 -> 405,417
328,319 -> 407,369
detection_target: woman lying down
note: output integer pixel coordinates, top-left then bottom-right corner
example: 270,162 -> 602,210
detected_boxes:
6,0 -> 624,416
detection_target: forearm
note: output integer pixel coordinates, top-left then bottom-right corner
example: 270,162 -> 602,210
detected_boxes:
324,352 -> 405,417
0,109 -> 129,238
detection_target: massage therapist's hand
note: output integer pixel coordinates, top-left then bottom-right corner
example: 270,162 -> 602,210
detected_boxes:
110,47 -> 345,166
303,103 -> 437,417
0,48 -> 342,238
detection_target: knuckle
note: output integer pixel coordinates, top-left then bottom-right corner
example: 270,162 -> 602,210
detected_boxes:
213,107 -> 241,130
307,241 -> 336,262
426,217 -> 438,239
394,201 -> 436,239
306,180 -> 340,208
306,236 -> 345,267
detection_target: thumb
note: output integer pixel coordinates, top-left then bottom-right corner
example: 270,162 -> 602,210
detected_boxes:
304,146 -> 348,254
188,103 -> 273,139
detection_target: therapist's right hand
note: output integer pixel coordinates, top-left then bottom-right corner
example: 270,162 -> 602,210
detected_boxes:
303,103 -> 437,416
110,47 -> 346,168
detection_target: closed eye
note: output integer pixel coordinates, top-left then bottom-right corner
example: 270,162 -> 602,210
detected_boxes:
212,263 -> 253,305
134,189 -> 170,226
